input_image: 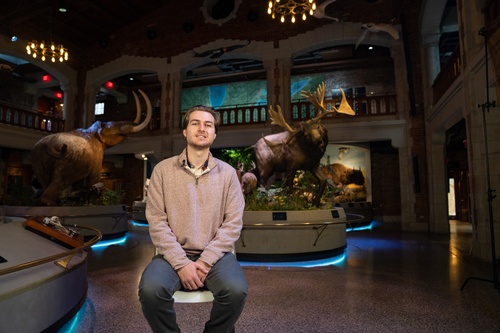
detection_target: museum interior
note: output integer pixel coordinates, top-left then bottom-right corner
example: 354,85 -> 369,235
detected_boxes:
0,0 -> 500,332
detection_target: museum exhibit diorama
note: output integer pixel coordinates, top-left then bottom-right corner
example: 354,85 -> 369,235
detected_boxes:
1,0 -> 499,331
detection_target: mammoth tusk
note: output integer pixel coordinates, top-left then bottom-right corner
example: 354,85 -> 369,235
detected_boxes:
132,91 -> 142,124
131,89 -> 153,133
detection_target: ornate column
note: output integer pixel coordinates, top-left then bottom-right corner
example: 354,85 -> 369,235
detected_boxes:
264,57 -> 292,124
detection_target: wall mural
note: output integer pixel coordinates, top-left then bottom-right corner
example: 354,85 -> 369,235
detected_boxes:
181,80 -> 267,111
320,143 -> 370,203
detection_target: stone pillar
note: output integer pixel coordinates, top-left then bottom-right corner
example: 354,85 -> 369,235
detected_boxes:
158,73 -> 171,133
427,132 -> 450,233
169,71 -> 183,135
83,85 -> 99,128
264,57 -> 292,125
391,45 -> 410,116
59,82 -> 77,131
421,33 -> 441,85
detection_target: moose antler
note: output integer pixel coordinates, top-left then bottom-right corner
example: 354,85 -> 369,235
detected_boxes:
300,82 -> 355,121
268,105 -> 298,145
336,88 -> 355,116
268,105 -> 296,133
300,82 -> 332,120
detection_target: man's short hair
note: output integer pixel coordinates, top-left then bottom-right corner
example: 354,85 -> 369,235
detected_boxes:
183,105 -> 221,133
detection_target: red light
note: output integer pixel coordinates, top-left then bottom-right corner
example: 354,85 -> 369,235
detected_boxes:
42,75 -> 51,82
55,92 -> 63,99
105,81 -> 114,89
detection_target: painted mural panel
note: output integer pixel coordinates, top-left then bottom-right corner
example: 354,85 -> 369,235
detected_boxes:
181,80 -> 267,110
320,143 -> 371,203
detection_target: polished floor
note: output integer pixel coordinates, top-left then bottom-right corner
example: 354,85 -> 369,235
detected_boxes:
59,220 -> 500,333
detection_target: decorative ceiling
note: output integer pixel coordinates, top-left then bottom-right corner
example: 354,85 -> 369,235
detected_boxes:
0,0 -> 457,95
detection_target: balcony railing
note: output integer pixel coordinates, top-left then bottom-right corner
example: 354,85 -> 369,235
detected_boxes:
213,93 -> 398,127
432,47 -> 461,104
219,104 -> 268,125
3,93 -> 399,134
0,102 -> 65,133
292,93 -> 398,121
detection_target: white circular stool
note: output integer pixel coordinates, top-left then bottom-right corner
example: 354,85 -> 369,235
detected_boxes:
155,248 -> 215,303
173,289 -> 214,303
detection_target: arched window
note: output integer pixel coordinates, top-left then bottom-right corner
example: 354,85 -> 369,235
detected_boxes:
245,108 -> 251,123
237,109 -> 243,124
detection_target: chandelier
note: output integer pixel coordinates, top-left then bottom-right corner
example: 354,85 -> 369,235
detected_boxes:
267,0 -> 317,23
26,40 -> 69,63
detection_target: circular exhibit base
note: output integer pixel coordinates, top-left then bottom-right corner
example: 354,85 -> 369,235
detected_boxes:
236,208 -> 347,262
5,204 -> 129,239
0,218 -> 88,332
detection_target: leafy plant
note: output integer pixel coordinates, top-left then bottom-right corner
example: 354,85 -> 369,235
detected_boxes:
6,182 -> 125,206
212,147 -> 255,170
98,188 -> 125,206
213,149 -> 337,211
60,185 -> 125,206
244,170 -> 336,211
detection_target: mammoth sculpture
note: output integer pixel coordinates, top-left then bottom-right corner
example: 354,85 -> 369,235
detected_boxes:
253,82 -> 354,206
31,90 -> 152,206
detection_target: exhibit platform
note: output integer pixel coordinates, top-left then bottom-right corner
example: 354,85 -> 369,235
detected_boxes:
0,217 -> 100,332
132,201 -> 147,224
5,204 -> 128,240
236,208 -> 351,261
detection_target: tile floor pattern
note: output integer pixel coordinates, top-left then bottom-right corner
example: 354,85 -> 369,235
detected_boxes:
59,221 -> 500,333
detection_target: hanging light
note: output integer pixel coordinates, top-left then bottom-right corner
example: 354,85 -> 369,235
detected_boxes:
26,40 -> 69,62
267,0 -> 316,23
25,7 -> 69,63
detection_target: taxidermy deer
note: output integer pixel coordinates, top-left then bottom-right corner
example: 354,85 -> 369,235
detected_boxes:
253,82 -> 354,206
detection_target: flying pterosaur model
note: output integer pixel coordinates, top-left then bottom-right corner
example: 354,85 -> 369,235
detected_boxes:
312,0 -> 339,21
191,41 -> 251,63
355,23 -> 399,49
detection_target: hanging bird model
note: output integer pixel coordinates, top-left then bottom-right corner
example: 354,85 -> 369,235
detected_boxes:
191,41 -> 251,63
355,23 -> 399,49
312,0 -> 339,21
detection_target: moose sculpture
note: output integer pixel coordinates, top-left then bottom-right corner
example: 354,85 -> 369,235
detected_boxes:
253,82 -> 355,206
31,90 -> 152,206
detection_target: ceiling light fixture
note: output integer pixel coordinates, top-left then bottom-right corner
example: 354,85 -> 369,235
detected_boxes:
26,40 -> 69,62
58,1 -> 67,13
7,27 -> 17,42
25,7 -> 69,63
267,0 -> 316,23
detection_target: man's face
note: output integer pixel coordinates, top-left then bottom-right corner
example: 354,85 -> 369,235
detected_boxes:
183,110 -> 217,149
